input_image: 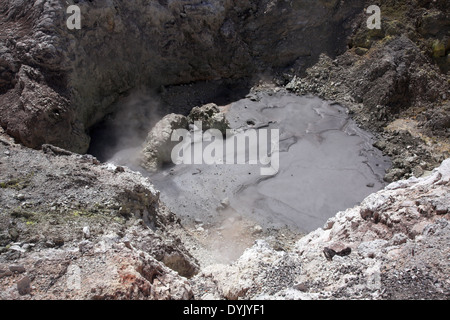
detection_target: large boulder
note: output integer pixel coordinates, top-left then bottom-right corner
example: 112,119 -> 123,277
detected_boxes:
187,103 -> 230,134
140,103 -> 230,172
140,113 -> 188,172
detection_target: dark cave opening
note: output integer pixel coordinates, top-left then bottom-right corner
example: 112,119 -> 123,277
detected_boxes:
87,78 -> 253,163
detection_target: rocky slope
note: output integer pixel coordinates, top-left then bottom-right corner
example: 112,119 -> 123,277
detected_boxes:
0,0 -> 364,154
283,0 -> 449,182
0,129 -> 199,299
190,159 -> 450,300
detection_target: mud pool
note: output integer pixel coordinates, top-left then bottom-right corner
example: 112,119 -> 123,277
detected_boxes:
131,91 -> 391,232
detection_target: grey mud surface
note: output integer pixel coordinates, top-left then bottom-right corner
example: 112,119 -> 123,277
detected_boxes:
146,91 -> 391,233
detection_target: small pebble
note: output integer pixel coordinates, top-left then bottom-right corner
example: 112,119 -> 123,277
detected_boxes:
83,226 -> 90,239
17,276 -> 31,295
9,265 -> 26,274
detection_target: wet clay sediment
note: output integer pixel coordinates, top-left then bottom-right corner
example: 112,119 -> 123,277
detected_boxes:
150,91 -> 391,233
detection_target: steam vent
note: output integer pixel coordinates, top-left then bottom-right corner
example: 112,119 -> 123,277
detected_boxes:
0,0 -> 449,305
